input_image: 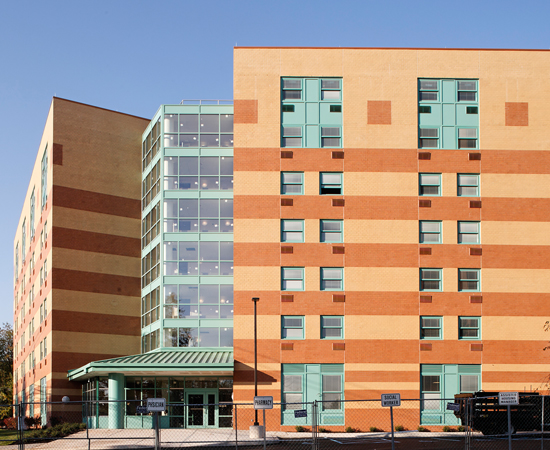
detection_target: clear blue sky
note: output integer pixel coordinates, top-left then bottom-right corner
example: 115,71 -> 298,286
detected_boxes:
1,0 -> 549,326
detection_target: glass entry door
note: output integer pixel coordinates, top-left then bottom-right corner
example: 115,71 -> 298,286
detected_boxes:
186,391 -> 217,428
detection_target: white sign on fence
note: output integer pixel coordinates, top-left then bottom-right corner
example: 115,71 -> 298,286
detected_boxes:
381,393 -> 401,407
498,392 -> 519,405
147,398 -> 166,412
254,396 -> 274,410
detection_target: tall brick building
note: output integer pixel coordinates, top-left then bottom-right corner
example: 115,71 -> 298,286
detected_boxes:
12,98 -> 148,424
232,47 -> 550,427
12,47 -> 550,430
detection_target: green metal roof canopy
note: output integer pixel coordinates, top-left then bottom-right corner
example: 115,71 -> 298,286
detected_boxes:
68,350 -> 233,381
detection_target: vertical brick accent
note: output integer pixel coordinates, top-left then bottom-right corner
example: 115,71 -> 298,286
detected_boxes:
281,295 -> 294,302
332,294 -> 345,303
419,248 -> 432,255
281,198 -> 293,206
234,99 -> 258,124
470,296 -> 483,303
281,151 -> 293,159
470,248 -> 482,256
420,343 -> 432,351
367,101 -> 391,124
505,102 -> 528,126
470,343 -> 483,351
332,343 -> 345,351
281,246 -> 293,254
281,343 -> 294,350
419,199 -> 431,208
332,151 -> 344,159
52,143 -> 63,166
332,199 -> 345,207
418,152 -> 431,160
420,296 -> 432,303
332,246 -> 345,254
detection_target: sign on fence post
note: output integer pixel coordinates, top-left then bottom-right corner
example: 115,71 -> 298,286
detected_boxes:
147,398 -> 165,450
381,394 -> 401,450
499,392 -> 518,450
254,396 -> 272,450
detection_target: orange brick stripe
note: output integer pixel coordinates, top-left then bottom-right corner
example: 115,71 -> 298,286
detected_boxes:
52,268 -> 140,297
52,310 -> 140,335
52,226 -> 140,257
53,185 -> 140,219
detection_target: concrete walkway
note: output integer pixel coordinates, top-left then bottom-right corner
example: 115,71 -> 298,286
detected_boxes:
0,429 -> 472,449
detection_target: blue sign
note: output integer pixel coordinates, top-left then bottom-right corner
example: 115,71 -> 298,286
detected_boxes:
446,402 -> 460,411
294,409 -> 307,418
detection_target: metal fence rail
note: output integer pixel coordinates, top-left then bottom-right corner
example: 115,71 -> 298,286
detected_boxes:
1,397 -> 549,449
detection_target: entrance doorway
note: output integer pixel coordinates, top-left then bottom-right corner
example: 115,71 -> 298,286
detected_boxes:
186,390 -> 218,428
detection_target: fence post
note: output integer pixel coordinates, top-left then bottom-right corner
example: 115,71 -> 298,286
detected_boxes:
311,401 -> 317,450
153,411 -> 160,450
234,404 -> 238,450
541,395 -> 545,450
84,400 -> 90,450
18,402 -> 25,450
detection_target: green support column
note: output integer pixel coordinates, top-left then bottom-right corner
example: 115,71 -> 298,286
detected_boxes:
108,373 -> 125,429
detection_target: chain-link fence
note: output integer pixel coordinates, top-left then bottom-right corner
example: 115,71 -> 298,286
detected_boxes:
1,397 -> 550,449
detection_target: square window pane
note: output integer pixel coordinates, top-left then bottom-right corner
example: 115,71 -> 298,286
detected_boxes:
179,115 -> 198,132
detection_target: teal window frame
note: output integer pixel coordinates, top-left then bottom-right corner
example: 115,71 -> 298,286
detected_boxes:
282,78 -> 302,101
419,221 -> 442,244
419,79 -> 439,101
419,128 -> 439,149
282,267 -> 304,291
458,221 -> 480,244
321,79 -> 342,101
40,146 -> 48,210
420,268 -> 442,292
282,371 -> 303,410
457,174 -> 480,197
320,220 -> 343,243
420,316 -> 442,340
321,316 -> 343,339
282,126 -> 303,147
320,267 -> 343,291
459,317 -> 481,340
320,172 -> 343,195
281,220 -> 304,243
29,189 -> 35,239
457,127 -> 478,149
281,172 -> 304,195
282,316 -> 304,340
457,80 -> 478,102
419,173 -> 441,196
458,269 -> 480,292
320,126 -> 341,148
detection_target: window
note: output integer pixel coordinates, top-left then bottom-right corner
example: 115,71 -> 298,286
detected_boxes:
163,113 -> 233,148
418,79 -> 478,149
281,78 -> 342,148
163,241 -> 233,277
419,221 -> 441,244
458,221 -> 480,244
419,128 -> 438,148
321,268 -> 343,291
281,220 -> 304,242
163,198 -> 233,233
281,172 -> 303,195
281,267 -> 304,291
281,364 -> 344,425
164,156 -> 233,192
321,316 -> 343,339
30,189 -> 35,239
282,127 -> 302,147
320,173 -> 342,195
419,172 -> 439,196
420,268 -> 442,291
321,127 -> 341,147
459,317 -> 480,340
320,220 -> 343,242
41,146 -> 48,209
458,269 -> 480,292
14,243 -> 18,282
21,220 -> 26,263
282,316 -> 304,339
458,128 -> 477,149
457,174 -> 479,197
420,317 -> 442,339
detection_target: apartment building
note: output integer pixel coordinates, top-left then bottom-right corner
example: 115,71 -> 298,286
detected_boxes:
12,98 -> 148,424
13,47 -> 550,431
232,47 -> 550,428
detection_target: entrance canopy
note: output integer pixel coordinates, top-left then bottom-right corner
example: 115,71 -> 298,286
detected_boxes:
68,350 -> 233,381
